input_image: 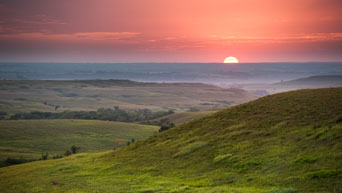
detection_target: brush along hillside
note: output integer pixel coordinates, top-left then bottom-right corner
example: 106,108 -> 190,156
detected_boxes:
0,88 -> 341,193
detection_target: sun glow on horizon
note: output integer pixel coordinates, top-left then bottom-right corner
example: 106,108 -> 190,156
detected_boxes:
224,56 -> 239,64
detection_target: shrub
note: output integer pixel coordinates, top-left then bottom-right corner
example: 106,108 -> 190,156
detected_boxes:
0,112 -> 7,120
64,150 -> 72,156
41,152 -> 49,160
71,145 -> 80,154
159,126 -> 171,132
52,154 -> 63,159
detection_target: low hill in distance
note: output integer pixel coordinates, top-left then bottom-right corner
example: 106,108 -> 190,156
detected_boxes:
275,75 -> 342,87
0,88 -> 341,193
0,80 -> 256,114
235,75 -> 342,95
0,119 -> 158,162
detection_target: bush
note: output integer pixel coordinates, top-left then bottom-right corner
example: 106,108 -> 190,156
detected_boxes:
41,152 -> 49,160
64,150 -> 72,156
52,154 -> 64,159
159,126 -> 171,132
71,145 -> 80,154
0,112 -> 7,120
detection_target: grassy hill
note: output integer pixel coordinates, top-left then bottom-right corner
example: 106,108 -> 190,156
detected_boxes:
0,80 -> 256,114
0,88 -> 341,193
0,119 -> 158,161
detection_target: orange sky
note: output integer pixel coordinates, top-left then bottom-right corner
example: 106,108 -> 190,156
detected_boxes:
0,0 -> 341,62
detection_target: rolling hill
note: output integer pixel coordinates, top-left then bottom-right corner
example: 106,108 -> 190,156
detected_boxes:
275,75 -> 342,87
0,80 -> 256,114
233,75 -> 342,96
0,88 -> 341,193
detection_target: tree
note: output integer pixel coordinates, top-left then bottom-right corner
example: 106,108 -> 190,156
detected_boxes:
159,126 -> 170,132
0,112 -> 7,120
64,150 -> 72,156
41,152 -> 49,160
71,145 -> 81,154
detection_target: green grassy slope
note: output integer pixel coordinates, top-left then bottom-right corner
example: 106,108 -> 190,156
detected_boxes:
0,119 -> 158,161
0,88 -> 341,193
151,110 -> 217,125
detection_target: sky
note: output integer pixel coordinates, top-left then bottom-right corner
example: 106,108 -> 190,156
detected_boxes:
0,0 -> 341,63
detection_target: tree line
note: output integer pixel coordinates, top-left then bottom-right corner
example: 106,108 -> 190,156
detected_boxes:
2,107 -> 174,124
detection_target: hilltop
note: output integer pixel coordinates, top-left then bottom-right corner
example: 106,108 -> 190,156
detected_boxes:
0,88 -> 341,193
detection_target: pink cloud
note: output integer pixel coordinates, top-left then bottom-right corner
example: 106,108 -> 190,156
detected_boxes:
0,32 -> 141,41
210,33 -> 342,45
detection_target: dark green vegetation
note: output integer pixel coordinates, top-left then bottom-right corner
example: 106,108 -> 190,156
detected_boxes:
0,80 -> 256,114
0,88 -> 341,192
6,107 -> 174,123
0,119 -> 158,162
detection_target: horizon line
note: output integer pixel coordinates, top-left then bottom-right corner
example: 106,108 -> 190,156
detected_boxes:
0,61 -> 342,64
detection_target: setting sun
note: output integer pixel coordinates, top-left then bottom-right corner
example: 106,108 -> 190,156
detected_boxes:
224,56 -> 239,64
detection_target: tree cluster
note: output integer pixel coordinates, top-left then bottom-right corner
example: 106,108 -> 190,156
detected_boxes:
7,108 -> 174,123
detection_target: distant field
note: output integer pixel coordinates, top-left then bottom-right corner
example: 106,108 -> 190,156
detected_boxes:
0,80 -> 256,114
0,119 -> 158,161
